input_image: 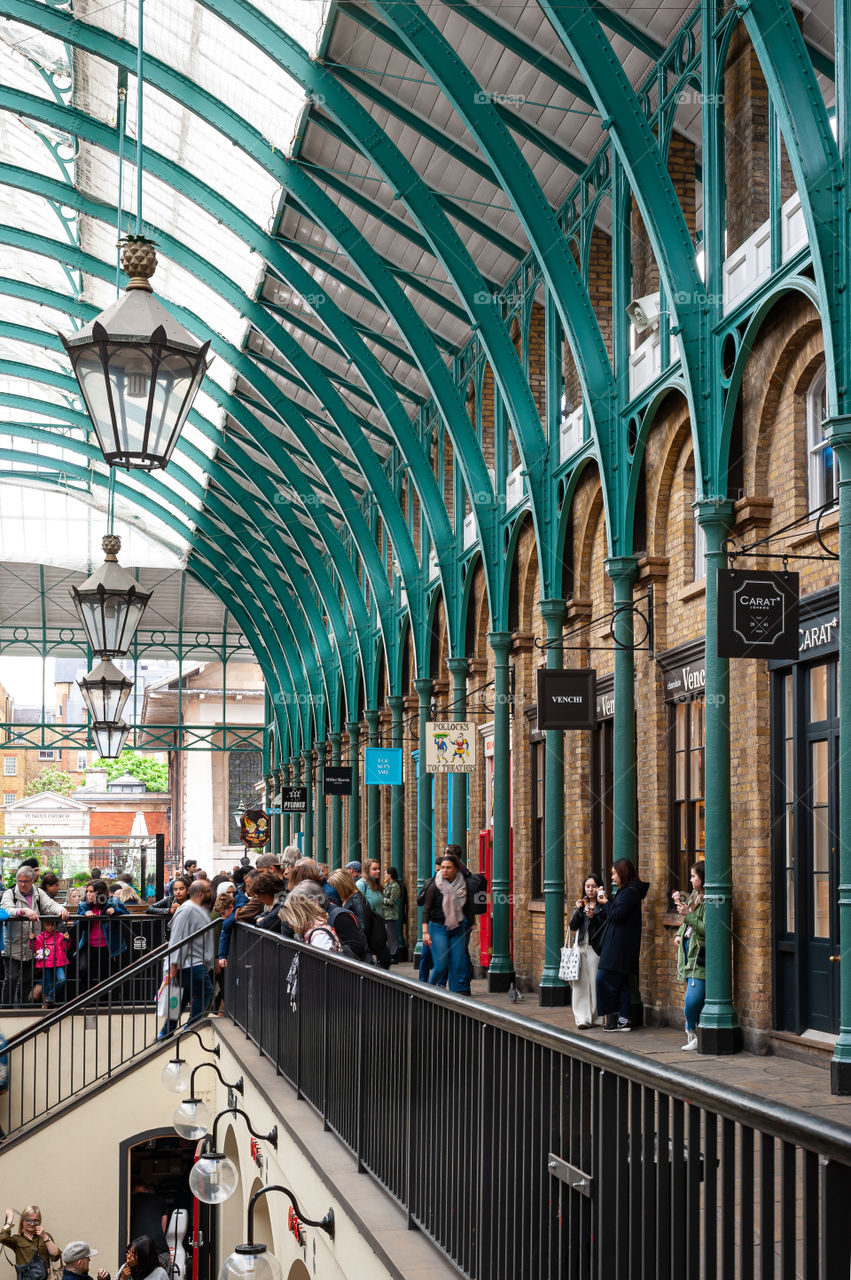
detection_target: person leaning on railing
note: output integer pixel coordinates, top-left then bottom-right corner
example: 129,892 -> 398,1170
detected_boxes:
157,879 -> 214,1040
0,866 -> 68,1005
75,880 -> 129,991
1,1204 -> 61,1273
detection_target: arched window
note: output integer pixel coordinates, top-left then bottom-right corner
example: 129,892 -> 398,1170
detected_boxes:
807,367 -> 836,510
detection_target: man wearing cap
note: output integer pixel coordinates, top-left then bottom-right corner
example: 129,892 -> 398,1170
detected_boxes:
345,860 -> 362,878
61,1240 -> 109,1280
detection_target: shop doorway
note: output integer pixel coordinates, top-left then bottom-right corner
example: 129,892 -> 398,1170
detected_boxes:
773,659 -> 841,1035
120,1131 -> 215,1280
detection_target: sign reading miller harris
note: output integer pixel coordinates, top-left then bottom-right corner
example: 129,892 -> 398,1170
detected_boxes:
717,569 -> 800,660
537,668 -> 597,731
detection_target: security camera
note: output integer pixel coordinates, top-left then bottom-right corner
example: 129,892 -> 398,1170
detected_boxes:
626,292 -> 661,334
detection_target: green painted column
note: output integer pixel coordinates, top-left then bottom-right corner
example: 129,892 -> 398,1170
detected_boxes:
387,696 -> 405,878
413,676 -> 434,960
314,739 -> 327,865
828,425 -> 851,1093
302,749 -> 313,859
445,656 -> 469,855
346,721 -> 361,862
329,731 -> 342,870
695,498 -> 742,1054
538,600 -> 567,1006
365,708 -> 381,868
488,632 -> 515,992
606,557 -> 638,865
280,764 -> 291,848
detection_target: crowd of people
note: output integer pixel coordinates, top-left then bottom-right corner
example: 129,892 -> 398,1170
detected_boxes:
1,1205 -> 170,1280
0,863 -> 146,1007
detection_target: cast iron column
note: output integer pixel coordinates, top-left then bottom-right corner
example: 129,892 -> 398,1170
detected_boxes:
329,732 -> 342,870
413,676 -> 434,960
446,656 -> 470,855
314,739 -> 326,866
302,749 -> 313,859
346,721 -> 361,862
695,498 -> 742,1053
388,696 -> 405,878
607,557 -> 639,866
827,424 -> 851,1092
365,709 -> 380,868
281,762 -> 291,848
539,600 -> 567,1006
488,632 -> 515,991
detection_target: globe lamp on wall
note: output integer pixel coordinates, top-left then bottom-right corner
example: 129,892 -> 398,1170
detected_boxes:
70,535 -> 151,656
189,1152 -> 240,1205
61,240 -> 210,472
173,1097 -> 212,1140
219,1246 -> 281,1280
161,1056 -> 190,1094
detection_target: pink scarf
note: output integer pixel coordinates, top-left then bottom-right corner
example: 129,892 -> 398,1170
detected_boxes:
436,868 -> 467,929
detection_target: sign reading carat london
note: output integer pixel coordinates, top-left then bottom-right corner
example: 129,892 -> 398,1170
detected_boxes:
537,668 -> 597,730
717,569 -> 799,659
364,747 -> 403,786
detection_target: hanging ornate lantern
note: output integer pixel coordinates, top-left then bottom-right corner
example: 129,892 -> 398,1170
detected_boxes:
61,239 -> 211,471
70,534 -> 151,657
91,720 -> 130,759
78,658 -> 133,724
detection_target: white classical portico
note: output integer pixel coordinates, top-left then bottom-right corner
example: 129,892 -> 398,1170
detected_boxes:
3,790 -> 90,841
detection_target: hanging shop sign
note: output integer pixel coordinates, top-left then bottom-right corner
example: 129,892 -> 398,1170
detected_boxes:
425,721 -> 477,774
717,569 -> 800,659
536,669 -> 597,730
323,766 -> 353,796
240,809 -> 270,847
364,747 -> 403,786
281,786 -> 307,813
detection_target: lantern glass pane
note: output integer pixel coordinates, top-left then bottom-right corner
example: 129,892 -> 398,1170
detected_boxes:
110,343 -> 156,461
92,722 -> 129,758
74,345 -> 114,456
80,676 -> 131,724
148,350 -> 197,463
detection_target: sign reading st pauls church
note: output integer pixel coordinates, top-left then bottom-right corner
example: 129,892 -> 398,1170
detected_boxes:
717,569 -> 800,659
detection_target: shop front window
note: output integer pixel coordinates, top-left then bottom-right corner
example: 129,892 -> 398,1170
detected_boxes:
669,695 -> 705,894
807,367 -> 836,511
530,735 -> 544,900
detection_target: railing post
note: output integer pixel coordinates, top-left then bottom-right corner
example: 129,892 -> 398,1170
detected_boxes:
821,1157 -> 851,1275
356,974 -> 365,1173
322,960 -> 330,1131
404,992 -> 416,1229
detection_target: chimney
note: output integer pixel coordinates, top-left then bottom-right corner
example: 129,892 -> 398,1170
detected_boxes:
84,767 -> 108,792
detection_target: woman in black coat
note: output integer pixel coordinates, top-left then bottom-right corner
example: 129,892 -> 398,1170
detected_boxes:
594,858 -> 649,1032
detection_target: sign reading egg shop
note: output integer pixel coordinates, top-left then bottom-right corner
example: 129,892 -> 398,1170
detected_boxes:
364,747 -> 403,786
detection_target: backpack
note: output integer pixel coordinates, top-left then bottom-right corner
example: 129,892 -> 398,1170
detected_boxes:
304,923 -> 342,953
465,871 -> 488,915
364,904 -> 387,952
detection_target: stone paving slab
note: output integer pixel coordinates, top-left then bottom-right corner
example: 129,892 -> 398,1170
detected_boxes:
467,979 -> 851,1126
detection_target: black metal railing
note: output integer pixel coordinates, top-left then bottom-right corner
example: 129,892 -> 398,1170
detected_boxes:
225,925 -> 851,1280
0,920 -> 219,1137
0,912 -> 169,1009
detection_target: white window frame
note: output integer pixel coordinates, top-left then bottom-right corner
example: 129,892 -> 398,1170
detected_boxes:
694,514 -> 707,582
3,756 -> 16,776
76,751 -> 88,773
807,367 -> 836,510
37,749 -> 55,761
4,792 -> 16,806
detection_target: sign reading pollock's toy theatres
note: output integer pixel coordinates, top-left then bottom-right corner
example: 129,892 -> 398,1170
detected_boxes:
281,786 -> 308,813
324,767 -> 353,796
537,668 -> 597,730
717,569 -> 799,659
240,809 -> 270,847
425,722 -> 476,774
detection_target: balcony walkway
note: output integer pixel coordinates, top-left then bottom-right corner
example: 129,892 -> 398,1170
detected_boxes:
468,978 -> 851,1127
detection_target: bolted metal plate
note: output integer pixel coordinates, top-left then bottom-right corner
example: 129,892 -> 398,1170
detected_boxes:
547,1153 -> 592,1197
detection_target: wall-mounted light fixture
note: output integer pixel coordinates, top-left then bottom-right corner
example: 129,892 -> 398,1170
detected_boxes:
190,1106 -> 278,1205
220,1184 -> 334,1279
172,1062 -> 243,1140
161,1027 -> 221,1094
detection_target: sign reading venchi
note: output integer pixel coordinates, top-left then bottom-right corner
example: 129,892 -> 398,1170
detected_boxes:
717,569 -> 799,659
536,668 -> 597,731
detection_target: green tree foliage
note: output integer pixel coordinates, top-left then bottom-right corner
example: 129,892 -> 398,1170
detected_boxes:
24,766 -> 76,797
92,750 -> 169,793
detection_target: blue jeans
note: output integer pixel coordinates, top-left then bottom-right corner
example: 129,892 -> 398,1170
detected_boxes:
40,966 -> 66,1003
684,977 -> 706,1031
428,923 -> 467,994
161,964 -> 214,1037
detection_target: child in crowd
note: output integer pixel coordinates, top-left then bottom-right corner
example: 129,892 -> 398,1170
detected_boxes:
30,917 -> 69,1006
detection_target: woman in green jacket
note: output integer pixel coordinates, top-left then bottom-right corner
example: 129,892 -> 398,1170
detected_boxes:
1,1204 -> 60,1274
674,860 -> 706,1051
382,866 -> 402,962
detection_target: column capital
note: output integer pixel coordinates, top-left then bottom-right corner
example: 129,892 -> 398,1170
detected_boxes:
386,695 -> 405,713
825,414 -> 851,453
364,708 -> 380,728
345,720 -> 360,737
328,731 -> 341,746
412,677 -> 433,697
446,655 -> 469,676
487,630 -> 513,660
539,598 -> 566,633
605,555 -> 639,586
693,496 -> 735,527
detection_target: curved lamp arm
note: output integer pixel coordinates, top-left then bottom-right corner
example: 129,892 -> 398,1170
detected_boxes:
177,1027 -> 220,1057
210,1106 -> 277,1151
247,1184 -> 334,1241
188,1061 -> 243,1098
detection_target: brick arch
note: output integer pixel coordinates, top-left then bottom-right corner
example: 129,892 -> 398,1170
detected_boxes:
648,409 -> 692,559
575,472 -> 607,602
517,517 -> 541,633
474,560 -> 491,656
749,309 -> 823,496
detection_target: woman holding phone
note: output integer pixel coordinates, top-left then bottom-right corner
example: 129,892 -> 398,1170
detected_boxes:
567,873 -> 606,1027
674,861 -> 706,1050
594,858 -> 649,1031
